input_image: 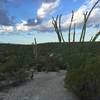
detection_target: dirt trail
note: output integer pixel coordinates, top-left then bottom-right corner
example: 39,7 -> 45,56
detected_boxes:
0,71 -> 78,100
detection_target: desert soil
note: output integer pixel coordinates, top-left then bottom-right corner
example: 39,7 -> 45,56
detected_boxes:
0,70 -> 78,100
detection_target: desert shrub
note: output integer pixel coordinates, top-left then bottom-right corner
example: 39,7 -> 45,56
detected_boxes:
0,54 -> 7,63
0,55 -> 30,82
47,54 -> 67,71
33,53 -> 67,72
34,56 -> 46,72
65,55 -> 100,100
10,69 -> 29,83
45,53 -> 67,71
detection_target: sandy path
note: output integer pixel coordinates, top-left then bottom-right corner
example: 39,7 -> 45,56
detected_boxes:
0,71 -> 77,100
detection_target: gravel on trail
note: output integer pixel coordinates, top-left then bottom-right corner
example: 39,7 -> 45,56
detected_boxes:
0,70 -> 78,100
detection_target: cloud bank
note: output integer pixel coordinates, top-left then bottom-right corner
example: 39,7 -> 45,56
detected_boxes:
26,0 -> 60,26
37,0 -> 100,32
37,0 -> 60,19
0,0 -> 100,34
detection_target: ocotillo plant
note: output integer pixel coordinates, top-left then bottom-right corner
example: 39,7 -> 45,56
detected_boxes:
59,15 -> 65,42
92,31 -> 100,42
89,36 -> 94,42
73,23 -> 76,42
52,15 -> 61,42
80,0 -> 100,42
81,13 -> 87,42
68,10 -> 74,43
52,0 -> 100,44
33,37 -> 38,60
52,0 -> 100,69
52,15 -> 65,42
79,12 -> 88,42
89,31 -> 100,42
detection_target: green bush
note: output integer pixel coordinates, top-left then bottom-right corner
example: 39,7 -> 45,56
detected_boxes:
65,56 -> 100,100
0,55 -> 30,82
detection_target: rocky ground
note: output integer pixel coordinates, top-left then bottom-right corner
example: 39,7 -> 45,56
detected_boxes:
0,70 -> 78,100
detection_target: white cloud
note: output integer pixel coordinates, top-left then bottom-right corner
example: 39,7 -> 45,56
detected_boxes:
61,0 -> 100,29
36,0 -> 100,32
37,0 -> 60,19
15,20 -> 32,32
6,0 -> 100,33
0,0 -> 100,34
0,25 -> 14,33
0,20 -> 33,33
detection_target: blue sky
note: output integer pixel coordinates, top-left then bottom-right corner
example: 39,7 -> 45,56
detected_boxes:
0,0 -> 100,44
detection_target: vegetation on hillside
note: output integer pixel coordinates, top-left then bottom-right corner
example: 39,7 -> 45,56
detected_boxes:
0,0 -> 100,100
52,0 -> 100,100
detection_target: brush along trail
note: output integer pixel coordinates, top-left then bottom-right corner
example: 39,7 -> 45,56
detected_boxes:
0,70 -> 77,100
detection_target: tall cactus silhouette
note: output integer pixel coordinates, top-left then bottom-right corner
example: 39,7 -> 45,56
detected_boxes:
33,37 -> 38,60
92,31 -> 100,42
52,0 -> 100,43
80,0 -> 100,42
59,15 -> 65,42
73,23 -> 76,42
52,15 -> 65,43
68,11 -> 74,43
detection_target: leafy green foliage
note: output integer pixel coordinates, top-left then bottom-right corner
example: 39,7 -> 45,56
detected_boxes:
51,0 -> 100,100
65,55 -> 100,100
0,44 -> 34,82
